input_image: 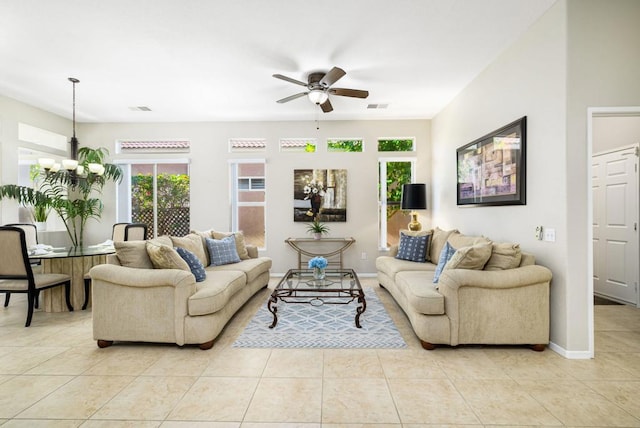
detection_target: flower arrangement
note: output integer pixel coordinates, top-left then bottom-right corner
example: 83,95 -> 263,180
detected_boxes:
308,256 -> 328,269
303,180 -> 325,200
308,256 -> 328,280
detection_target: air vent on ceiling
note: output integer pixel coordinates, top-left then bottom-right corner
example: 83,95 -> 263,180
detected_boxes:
367,104 -> 389,109
128,106 -> 152,111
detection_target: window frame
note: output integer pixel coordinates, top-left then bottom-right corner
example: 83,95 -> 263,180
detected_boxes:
114,158 -> 191,238
229,158 -> 267,250
378,156 -> 417,250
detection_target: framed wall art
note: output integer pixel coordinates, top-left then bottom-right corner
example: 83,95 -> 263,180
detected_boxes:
293,169 -> 347,222
457,116 -> 526,206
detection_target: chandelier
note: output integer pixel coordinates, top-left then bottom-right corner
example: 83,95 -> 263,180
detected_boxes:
37,77 -> 104,176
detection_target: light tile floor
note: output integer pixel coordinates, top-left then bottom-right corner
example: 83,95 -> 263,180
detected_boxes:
0,278 -> 639,427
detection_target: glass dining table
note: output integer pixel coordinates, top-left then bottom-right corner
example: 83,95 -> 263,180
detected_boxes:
29,245 -> 115,312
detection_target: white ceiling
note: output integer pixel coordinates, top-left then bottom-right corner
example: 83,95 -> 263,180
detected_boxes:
0,0 -> 556,123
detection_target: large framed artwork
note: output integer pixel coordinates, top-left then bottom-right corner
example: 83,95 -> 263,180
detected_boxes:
293,169 -> 347,222
457,116 -> 527,206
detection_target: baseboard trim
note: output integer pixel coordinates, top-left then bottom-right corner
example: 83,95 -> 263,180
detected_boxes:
548,341 -> 593,359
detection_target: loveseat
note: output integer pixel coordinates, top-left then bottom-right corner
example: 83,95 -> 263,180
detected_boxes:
89,230 -> 271,350
376,227 -> 552,351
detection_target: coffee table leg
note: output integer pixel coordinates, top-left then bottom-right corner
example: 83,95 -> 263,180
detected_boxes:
355,291 -> 367,328
267,293 -> 278,328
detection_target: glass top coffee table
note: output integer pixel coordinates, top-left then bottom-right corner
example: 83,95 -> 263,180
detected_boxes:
269,269 -> 366,329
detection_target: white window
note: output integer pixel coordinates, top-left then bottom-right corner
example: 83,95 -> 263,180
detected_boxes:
115,159 -> 190,238
327,138 -> 364,152
229,159 -> 266,249
280,138 -> 317,153
229,138 -> 267,153
378,157 -> 416,249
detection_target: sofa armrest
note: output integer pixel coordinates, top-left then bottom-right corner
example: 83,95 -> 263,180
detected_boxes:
90,264 -> 196,290
438,265 -> 552,292
438,265 -> 552,346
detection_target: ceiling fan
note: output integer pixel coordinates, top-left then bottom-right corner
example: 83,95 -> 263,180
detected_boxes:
273,66 -> 369,113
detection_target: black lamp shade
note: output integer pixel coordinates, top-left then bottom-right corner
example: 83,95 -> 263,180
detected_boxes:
401,183 -> 427,210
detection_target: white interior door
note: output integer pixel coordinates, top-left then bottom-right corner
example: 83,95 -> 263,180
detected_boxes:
592,145 -> 639,305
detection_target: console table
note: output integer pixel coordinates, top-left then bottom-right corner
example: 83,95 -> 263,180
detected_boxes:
285,237 -> 355,269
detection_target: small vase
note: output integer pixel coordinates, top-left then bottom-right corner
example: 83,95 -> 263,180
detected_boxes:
313,232 -> 322,240
35,221 -> 47,231
313,267 -> 326,280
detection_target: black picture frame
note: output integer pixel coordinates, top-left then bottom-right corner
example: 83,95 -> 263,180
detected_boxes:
456,116 -> 526,206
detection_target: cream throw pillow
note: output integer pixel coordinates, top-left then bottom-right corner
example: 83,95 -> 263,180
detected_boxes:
115,241 -> 154,269
171,234 -> 208,267
485,242 -> 522,270
211,230 -> 249,260
447,231 -> 491,249
429,227 -> 458,263
146,242 -> 190,271
444,241 -> 493,270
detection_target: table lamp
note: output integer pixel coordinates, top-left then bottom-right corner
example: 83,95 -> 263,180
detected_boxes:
401,183 -> 427,231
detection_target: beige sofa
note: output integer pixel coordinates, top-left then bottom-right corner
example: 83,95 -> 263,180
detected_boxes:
89,231 -> 271,350
377,227 -> 552,351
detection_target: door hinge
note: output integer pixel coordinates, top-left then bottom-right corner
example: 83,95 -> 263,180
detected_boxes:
635,146 -> 639,157
635,222 -> 638,231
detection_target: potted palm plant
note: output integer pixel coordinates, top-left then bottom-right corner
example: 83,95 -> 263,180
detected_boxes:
0,147 -> 122,246
306,220 -> 329,240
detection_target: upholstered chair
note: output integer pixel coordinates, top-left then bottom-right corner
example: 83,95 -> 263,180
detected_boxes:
0,226 -> 73,326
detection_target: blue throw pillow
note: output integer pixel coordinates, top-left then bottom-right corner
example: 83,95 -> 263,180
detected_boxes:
396,232 -> 429,263
205,235 -> 241,266
433,241 -> 457,284
175,246 -> 207,282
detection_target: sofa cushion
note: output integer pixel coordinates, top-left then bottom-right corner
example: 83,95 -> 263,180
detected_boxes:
211,230 -> 250,260
396,271 -> 444,315
396,232 -> 429,262
187,270 -> 246,316
114,241 -> 154,269
433,241 -> 456,284
171,234 -> 208,267
445,241 -> 493,270
206,236 -> 241,266
429,227 -> 458,263
146,242 -> 190,271
148,235 -> 173,247
485,242 -> 522,270
376,256 -> 436,281
447,231 -> 491,249
206,257 -> 272,283
176,247 -> 207,282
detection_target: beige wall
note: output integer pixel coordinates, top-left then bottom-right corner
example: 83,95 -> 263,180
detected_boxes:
432,1 -> 569,350
565,0 -> 640,353
432,0 -> 640,355
0,95 -> 71,226
79,119 -> 430,274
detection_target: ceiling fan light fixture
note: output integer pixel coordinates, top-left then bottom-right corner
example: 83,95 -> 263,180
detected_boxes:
308,89 -> 328,105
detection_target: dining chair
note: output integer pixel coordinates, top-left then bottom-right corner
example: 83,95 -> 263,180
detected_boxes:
0,226 -> 73,326
3,223 -> 41,308
82,222 -> 148,309
124,223 -> 148,241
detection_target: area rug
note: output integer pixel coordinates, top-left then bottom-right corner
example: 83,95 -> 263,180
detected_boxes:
233,287 -> 407,349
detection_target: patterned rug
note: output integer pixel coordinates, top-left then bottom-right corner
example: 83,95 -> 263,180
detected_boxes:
233,287 -> 407,349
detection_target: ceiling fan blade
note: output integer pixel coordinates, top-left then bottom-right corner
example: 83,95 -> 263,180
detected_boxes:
277,92 -> 308,103
330,88 -> 369,98
319,67 -> 346,87
273,74 -> 308,87
320,99 -> 333,113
